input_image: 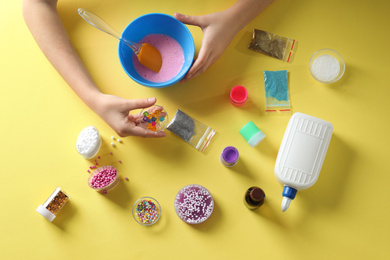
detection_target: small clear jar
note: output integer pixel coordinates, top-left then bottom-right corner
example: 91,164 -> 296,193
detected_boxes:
88,166 -> 120,193
132,197 -> 161,226
309,49 -> 345,84
139,105 -> 169,132
36,187 -> 70,222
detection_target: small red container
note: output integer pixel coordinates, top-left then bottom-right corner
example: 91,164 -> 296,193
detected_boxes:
230,85 -> 248,106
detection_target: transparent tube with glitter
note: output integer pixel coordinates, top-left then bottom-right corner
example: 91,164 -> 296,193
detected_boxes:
166,109 -> 216,152
36,187 -> 70,222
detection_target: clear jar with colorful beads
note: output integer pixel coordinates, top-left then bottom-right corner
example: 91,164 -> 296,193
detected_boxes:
132,197 -> 161,226
139,105 -> 169,132
88,166 -> 120,193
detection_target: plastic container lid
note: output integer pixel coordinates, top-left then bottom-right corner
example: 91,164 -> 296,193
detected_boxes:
281,186 -> 297,212
230,85 -> 248,106
36,205 -> 56,222
220,146 -> 239,167
250,187 -> 265,202
239,121 -> 266,148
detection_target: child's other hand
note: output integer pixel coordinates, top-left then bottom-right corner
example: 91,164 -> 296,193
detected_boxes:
174,12 -> 236,82
93,94 -> 167,138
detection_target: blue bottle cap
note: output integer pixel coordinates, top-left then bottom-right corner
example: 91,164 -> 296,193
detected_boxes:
282,186 -> 297,199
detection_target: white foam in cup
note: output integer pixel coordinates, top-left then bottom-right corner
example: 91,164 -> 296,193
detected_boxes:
76,126 -> 101,159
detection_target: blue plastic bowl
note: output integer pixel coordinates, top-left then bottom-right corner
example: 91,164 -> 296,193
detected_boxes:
118,13 -> 195,88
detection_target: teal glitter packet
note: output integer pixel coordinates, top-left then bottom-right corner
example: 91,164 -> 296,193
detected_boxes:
264,70 -> 291,113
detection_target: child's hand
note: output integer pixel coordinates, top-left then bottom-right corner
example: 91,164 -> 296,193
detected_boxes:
174,12 -> 237,82
93,94 -> 167,138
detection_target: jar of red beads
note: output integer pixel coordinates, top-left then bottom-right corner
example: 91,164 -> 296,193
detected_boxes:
88,166 -> 120,193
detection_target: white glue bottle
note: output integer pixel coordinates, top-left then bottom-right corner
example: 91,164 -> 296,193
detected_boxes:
274,113 -> 333,212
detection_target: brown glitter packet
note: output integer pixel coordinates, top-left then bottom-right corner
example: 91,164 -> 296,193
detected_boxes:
248,29 -> 297,63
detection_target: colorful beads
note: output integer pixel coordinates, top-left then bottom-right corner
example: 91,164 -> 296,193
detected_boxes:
140,107 -> 167,132
133,198 -> 160,225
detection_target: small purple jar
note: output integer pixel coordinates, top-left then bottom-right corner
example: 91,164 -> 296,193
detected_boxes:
220,146 -> 239,167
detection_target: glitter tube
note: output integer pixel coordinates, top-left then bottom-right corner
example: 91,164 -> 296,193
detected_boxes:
36,187 -> 70,222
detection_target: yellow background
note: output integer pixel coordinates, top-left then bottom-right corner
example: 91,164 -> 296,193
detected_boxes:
1,0 -> 389,259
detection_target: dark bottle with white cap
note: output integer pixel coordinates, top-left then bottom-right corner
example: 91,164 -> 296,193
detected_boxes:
244,186 -> 265,210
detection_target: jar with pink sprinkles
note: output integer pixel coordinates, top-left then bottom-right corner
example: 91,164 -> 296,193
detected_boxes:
88,166 -> 120,193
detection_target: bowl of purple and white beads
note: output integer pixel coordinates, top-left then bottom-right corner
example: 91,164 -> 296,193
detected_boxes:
88,166 -> 120,193
174,184 -> 214,224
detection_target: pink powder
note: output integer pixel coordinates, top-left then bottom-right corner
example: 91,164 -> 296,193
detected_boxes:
132,34 -> 184,83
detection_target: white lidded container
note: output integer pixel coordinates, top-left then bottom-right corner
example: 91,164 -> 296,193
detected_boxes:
275,113 -> 333,212
76,126 -> 101,159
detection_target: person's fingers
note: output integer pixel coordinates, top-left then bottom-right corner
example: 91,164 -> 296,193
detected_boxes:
189,53 -> 217,79
126,127 -> 167,138
126,97 -> 157,111
174,13 -> 204,27
185,46 -> 210,80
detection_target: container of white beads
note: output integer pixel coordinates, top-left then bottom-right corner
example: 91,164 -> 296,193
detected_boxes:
76,126 -> 102,159
309,49 -> 345,84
